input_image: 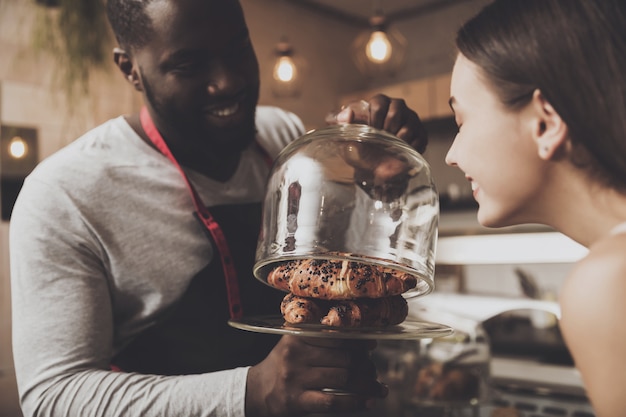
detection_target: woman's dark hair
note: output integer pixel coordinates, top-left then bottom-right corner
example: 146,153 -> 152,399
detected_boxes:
106,0 -> 157,52
456,0 -> 626,191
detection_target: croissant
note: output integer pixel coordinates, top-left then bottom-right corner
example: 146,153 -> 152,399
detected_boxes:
281,293 -> 408,327
267,258 -> 417,300
280,292 -> 324,325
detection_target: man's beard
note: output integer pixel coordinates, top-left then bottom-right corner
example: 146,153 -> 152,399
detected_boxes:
142,77 -> 258,157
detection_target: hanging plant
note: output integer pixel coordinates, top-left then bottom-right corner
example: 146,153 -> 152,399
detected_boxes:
32,0 -> 112,107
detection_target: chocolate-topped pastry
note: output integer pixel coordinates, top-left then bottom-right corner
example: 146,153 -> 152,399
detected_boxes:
280,293 -> 408,327
267,258 -> 417,300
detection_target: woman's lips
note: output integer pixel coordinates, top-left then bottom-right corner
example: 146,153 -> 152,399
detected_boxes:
467,176 -> 479,198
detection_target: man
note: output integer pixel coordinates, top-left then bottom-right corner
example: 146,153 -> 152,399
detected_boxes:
10,0 -> 427,416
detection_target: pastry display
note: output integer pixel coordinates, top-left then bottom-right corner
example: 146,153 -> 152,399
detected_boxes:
280,293 -> 408,327
267,258 -> 417,300
268,256 -> 416,327
251,124 -> 440,331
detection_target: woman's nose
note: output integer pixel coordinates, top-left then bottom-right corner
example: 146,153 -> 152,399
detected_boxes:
444,143 -> 457,167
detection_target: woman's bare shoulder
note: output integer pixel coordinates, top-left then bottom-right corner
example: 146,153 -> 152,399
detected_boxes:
562,233 -> 626,297
560,233 -> 626,331
559,234 -> 626,416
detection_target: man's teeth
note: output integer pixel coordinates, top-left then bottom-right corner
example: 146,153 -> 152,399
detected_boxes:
211,103 -> 239,117
471,181 -> 478,191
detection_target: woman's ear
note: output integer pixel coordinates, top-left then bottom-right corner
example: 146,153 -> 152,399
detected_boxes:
113,47 -> 143,92
530,89 -> 569,160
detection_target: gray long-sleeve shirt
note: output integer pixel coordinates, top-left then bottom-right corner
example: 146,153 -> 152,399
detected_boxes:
9,106 -> 304,417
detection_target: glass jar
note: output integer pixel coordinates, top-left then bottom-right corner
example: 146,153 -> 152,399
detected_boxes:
412,324 -> 491,408
254,123 -> 439,298
371,316 -> 492,416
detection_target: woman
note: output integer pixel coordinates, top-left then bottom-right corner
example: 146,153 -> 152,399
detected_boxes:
445,1 -> 626,416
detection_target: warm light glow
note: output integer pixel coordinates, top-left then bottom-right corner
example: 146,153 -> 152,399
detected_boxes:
273,56 -> 297,83
9,136 -> 27,159
366,30 -> 392,63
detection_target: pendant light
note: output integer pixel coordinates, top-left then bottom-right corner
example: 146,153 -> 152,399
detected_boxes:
270,37 -> 303,98
352,9 -> 407,78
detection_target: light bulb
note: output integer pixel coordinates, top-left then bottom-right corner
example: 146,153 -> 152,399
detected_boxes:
366,30 -> 392,63
274,56 -> 296,83
9,136 -> 27,159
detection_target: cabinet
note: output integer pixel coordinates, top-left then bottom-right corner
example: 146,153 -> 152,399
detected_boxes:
339,72 -> 453,120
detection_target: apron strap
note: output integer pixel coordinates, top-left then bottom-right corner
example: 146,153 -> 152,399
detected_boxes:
139,106 -> 243,319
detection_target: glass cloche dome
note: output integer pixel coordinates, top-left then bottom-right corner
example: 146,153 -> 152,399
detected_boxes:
254,123 -> 439,298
